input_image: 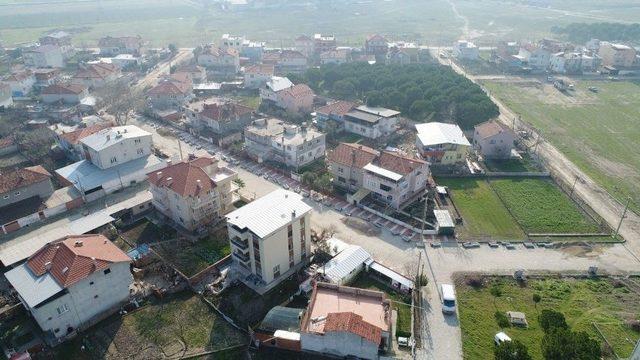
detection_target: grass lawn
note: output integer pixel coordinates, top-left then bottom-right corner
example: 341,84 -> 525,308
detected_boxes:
56,292 -> 247,359
152,228 -> 231,277
484,154 -> 540,173
437,178 -> 525,240
483,80 -> 640,215
490,178 -> 600,234
456,276 -> 640,360
350,273 -> 412,338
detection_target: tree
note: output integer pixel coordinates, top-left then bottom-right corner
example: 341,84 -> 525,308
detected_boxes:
301,171 -> 317,186
490,284 -> 503,306
168,43 -> 178,54
313,173 -> 333,193
541,328 -> 600,360
332,80 -> 356,99
494,340 -> 532,360
532,294 -> 541,312
539,310 -> 568,334
233,178 -> 245,188
95,79 -> 146,125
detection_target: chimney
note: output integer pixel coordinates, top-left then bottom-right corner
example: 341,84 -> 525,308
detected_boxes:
44,261 -> 52,270
74,240 -> 83,247
156,171 -> 163,177
165,177 -> 173,186
292,210 -> 296,219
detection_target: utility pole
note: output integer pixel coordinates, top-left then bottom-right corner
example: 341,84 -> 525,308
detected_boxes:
613,197 -> 632,239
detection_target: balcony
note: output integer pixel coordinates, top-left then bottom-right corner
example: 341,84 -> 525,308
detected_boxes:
233,251 -> 250,263
230,236 -> 249,250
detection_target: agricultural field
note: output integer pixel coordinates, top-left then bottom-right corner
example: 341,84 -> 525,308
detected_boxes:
56,292 -> 247,359
490,178 -> 601,234
456,275 -> 640,360
3,0 -> 640,47
437,178 -> 525,241
483,80 -> 640,215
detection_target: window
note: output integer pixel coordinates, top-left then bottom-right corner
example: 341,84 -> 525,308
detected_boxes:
89,281 -> 94,286
110,156 -> 117,164
103,268 -> 111,275
14,191 -> 20,196
287,224 -> 293,238
338,176 -> 346,183
56,304 -> 69,315
380,184 -> 392,192
337,167 -> 344,174
134,138 -> 141,144
2,195 -> 8,199
273,265 -> 280,279
136,148 -> 144,154
94,295 -> 99,299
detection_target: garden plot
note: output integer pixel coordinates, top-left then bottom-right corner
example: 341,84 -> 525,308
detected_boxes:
456,275 -> 640,360
55,292 -> 247,360
490,178 -> 601,234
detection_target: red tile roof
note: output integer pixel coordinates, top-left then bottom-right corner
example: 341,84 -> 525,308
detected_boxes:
316,100 -> 357,117
3,71 -> 33,82
366,34 -> 388,42
375,151 -> 426,175
147,76 -> 191,96
27,234 -> 130,288
244,64 -> 275,75
324,312 -> 382,344
59,123 -> 113,145
327,143 -> 379,169
281,84 -> 314,99
0,165 -> 51,194
147,156 -> 219,197
0,136 -> 15,148
41,83 -> 86,95
474,120 -> 514,140
203,46 -> 239,58
74,62 -> 119,80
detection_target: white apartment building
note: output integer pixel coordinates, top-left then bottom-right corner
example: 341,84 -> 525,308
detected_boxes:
415,122 -> 471,165
244,118 -> 326,169
453,40 -> 479,60
243,64 -> 275,89
226,189 -> 312,293
23,45 -> 65,68
343,105 -> 400,139
80,125 -> 152,170
148,156 -> 238,231
598,42 -> 636,68
5,234 -> 132,345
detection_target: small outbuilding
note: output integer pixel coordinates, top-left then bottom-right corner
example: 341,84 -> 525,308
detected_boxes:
507,311 -> 528,327
434,209 -> 455,235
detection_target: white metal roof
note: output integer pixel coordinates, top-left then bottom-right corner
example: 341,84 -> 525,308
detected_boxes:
321,245 -> 371,284
434,210 -> 455,228
80,125 -> 150,152
274,330 -> 301,341
363,163 -> 403,182
415,122 -> 471,147
356,105 -> 400,118
369,261 -> 414,289
226,189 -> 312,238
267,76 -> 293,92
5,263 -> 64,308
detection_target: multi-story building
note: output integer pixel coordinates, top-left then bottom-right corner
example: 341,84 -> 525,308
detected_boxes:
196,45 -> 240,74
185,98 -> 253,142
327,142 -> 379,192
343,105 -> 399,139
453,40 -> 479,61
364,34 -> 389,56
598,42 -> 636,68
80,125 -> 152,170
295,35 -> 315,58
473,120 -> 516,160
259,77 -> 314,113
320,49 -> 351,65
226,189 -> 312,293
23,45 -> 65,68
415,122 -> 471,165
313,34 -> 337,55
314,100 -> 357,130
147,73 -> 193,109
0,165 -> 54,209
243,64 -> 275,89
5,234 -> 132,345
98,36 -> 144,56
174,64 -> 207,83
244,118 -> 325,169
518,44 -> 551,70
33,68 -> 60,89
56,123 -> 113,161
0,82 -> 12,108
148,156 -> 238,231
263,50 -> 308,74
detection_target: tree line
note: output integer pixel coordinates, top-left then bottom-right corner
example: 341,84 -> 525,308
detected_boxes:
298,62 -> 499,130
551,22 -> 640,43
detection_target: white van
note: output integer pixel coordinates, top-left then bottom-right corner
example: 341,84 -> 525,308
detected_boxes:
441,284 -> 456,314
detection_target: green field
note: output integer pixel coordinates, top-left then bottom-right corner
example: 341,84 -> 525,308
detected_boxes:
490,178 -> 600,234
457,276 -> 640,360
483,80 -> 640,215
438,178 -> 525,240
2,0 -> 640,47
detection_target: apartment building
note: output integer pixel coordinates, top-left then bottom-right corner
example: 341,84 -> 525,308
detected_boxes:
185,98 -> 254,137
343,105 -> 399,139
415,122 -> 471,165
196,45 -> 240,74
473,120 -> 516,160
453,40 -> 479,60
226,189 -> 312,293
148,156 -> 238,231
244,118 -> 326,169
80,125 -> 152,170
5,234 -> 132,345
23,45 -> 65,68
98,36 -> 144,56
327,142 -> 379,192
598,42 -> 636,68
243,64 -> 275,89
259,77 -> 314,113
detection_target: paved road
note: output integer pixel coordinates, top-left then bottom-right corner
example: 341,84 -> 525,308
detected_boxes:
134,48 -> 193,92
432,50 -> 640,260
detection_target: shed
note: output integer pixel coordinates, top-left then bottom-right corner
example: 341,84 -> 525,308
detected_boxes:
507,311 -> 528,327
434,210 -> 455,235
258,306 -> 305,333
368,261 -> 414,292
319,245 -> 371,285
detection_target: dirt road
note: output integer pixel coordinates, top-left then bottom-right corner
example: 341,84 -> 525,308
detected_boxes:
433,51 -> 640,260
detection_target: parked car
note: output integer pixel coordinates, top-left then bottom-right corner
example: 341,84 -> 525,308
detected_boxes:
373,220 -> 384,228
441,284 -> 457,315
402,233 -> 414,242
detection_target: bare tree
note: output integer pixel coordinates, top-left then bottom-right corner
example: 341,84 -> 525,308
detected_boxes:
95,79 -> 146,125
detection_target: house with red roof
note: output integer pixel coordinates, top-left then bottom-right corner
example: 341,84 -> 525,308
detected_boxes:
40,83 -> 88,104
3,70 -> 36,98
147,155 -> 238,231
243,64 -> 275,89
71,62 -> 120,89
314,100 -> 357,129
0,165 -> 54,209
185,98 -> 253,138
196,45 -> 240,74
98,35 -> 144,56
365,34 -> 389,57
56,123 -> 113,160
4,234 -> 132,344
300,282 -> 392,359
147,73 -> 193,109
328,142 -> 429,209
